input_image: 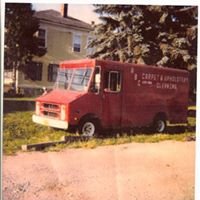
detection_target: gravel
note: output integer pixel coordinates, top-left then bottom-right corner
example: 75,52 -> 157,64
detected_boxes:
3,141 -> 195,200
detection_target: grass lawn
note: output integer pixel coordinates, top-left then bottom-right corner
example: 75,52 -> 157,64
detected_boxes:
3,111 -> 196,155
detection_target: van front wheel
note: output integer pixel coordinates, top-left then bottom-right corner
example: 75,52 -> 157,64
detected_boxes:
79,119 -> 99,137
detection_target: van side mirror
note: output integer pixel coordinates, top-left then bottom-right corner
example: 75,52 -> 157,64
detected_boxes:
90,84 -> 98,93
95,73 -> 100,90
90,67 -> 101,94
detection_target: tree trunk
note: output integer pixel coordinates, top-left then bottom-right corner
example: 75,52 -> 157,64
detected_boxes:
12,61 -> 18,94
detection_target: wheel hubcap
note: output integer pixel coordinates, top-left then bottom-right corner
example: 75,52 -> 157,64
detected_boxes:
82,122 -> 95,137
157,120 -> 165,132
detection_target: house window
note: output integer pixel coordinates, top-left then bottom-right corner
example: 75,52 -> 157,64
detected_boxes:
48,64 -> 58,82
73,34 -> 81,52
25,62 -> 43,81
38,29 -> 46,48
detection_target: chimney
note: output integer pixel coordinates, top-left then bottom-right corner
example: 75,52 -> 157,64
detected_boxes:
61,4 -> 68,18
91,21 -> 95,28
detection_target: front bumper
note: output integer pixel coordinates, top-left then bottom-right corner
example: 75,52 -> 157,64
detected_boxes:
32,114 -> 68,130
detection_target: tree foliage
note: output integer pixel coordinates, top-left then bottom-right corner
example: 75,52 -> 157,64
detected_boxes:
88,5 -> 197,71
4,3 -> 46,75
88,5 -> 197,101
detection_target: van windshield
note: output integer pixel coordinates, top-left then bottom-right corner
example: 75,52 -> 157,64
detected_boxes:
55,68 -> 92,92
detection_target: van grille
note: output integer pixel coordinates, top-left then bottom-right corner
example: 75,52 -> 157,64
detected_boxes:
40,103 -> 60,119
43,103 -> 59,110
43,111 -> 58,118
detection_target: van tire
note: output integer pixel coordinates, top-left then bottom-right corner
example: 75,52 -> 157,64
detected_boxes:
78,119 -> 99,137
153,116 -> 166,133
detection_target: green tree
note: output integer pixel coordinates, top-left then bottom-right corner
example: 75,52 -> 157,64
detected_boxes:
88,5 -> 197,100
4,3 -> 46,92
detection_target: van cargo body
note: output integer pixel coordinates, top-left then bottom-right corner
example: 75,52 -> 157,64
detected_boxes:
32,59 -> 189,136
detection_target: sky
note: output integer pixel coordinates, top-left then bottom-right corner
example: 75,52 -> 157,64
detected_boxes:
33,4 -> 101,24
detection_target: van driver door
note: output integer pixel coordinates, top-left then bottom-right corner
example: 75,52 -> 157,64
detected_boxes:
102,70 -> 122,129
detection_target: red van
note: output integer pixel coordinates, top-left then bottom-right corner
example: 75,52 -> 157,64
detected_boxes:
32,59 -> 189,136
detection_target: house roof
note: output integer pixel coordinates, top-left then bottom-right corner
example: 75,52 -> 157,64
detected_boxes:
34,10 -> 92,31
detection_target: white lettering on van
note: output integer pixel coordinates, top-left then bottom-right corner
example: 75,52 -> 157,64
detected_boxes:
137,72 -> 188,90
134,73 -> 138,81
131,67 -> 134,74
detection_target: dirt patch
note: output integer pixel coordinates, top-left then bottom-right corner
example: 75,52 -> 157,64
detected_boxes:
3,141 -> 195,200
3,100 -> 35,114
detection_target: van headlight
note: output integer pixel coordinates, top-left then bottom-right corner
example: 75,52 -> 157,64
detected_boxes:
36,102 -> 40,115
60,105 -> 66,120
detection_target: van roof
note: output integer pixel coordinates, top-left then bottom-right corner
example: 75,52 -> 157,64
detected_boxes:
60,59 -> 96,68
59,59 -> 188,74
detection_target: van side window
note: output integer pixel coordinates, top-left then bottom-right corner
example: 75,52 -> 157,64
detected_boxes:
104,71 -> 121,92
